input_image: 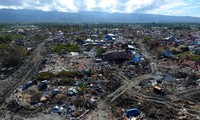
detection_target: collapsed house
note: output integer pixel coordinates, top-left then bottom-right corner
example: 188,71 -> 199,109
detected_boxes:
102,50 -> 133,61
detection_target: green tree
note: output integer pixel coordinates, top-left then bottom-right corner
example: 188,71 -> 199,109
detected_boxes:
52,43 -> 80,53
143,35 -> 150,43
96,47 -> 106,58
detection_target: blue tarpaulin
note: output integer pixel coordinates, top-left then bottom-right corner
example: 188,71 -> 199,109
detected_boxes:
103,35 -> 112,40
125,108 -> 140,118
162,49 -> 174,58
133,54 -> 141,63
191,41 -> 200,45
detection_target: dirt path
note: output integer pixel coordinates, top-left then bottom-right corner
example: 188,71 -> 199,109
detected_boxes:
107,72 -> 155,102
86,100 -> 114,120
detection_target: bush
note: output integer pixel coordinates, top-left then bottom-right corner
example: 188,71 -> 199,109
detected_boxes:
52,43 -> 80,53
2,57 -> 20,67
77,72 -> 85,78
96,47 -> 106,58
78,84 -> 87,94
0,43 -> 7,49
36,71 -> 55,80
0,44 -> 28,67
61,78 -> 74,86
177,51 -> 200,61
56,70 -> 77,78
143,35 -> 150,43
86,69 -> 93,77
0,35 -> 12,44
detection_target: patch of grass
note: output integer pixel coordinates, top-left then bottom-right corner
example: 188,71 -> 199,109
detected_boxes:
143,35 -> 150,43
0,43 -> 7,49
56,70 -> 77,78
0,35 -> 12,44
96,47 -> 106,58
36,71 -> 55,80
177,51 -> 200,61
52,43 -> 80,53
2,57 -> 20,68
1,44 -> 28,67
189,54 -> 200,61
57,70 -> 89,78
154,47 -> 164,55
77,72 -> 85,78
86,69 -> 93,77
61,78 -> 74,86
78,84 -> 87,95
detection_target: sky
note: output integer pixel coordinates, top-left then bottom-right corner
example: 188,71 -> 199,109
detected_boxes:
0,0 -> 199,17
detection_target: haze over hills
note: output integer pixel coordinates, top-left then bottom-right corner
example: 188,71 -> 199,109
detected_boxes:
0,9 -> 200,23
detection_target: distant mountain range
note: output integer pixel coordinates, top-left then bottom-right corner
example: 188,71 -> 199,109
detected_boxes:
0,9 -> 200,23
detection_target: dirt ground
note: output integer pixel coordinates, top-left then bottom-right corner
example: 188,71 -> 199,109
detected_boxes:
85,100 -> 116,120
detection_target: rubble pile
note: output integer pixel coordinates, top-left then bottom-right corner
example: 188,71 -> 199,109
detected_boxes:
1,24 -> 200,119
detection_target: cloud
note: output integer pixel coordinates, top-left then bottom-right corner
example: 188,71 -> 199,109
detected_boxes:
0,5 -> 23,9
145,0 -> 199,16
84,0 -> 97,11
0,0 -> 199,17
56,0 -> 79,12
124,0 -> 154,13
98,0 -> 117,10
